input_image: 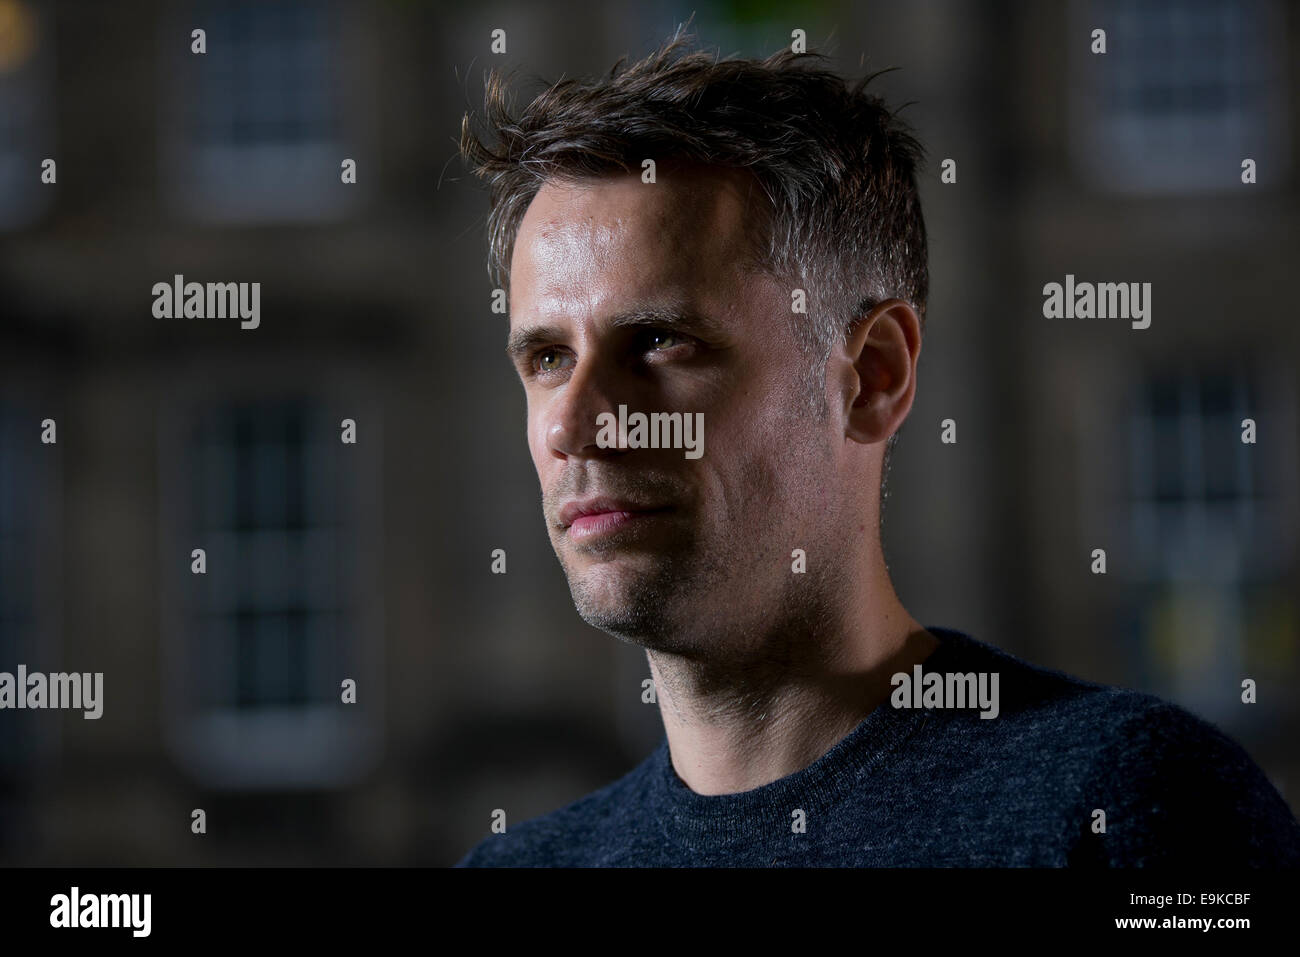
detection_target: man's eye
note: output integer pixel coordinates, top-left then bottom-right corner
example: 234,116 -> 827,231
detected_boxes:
646,330 -> 685,351
534,348 -> 570,374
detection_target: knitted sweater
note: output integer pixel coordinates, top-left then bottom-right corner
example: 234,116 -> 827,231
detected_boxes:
456,626 -> 1300,866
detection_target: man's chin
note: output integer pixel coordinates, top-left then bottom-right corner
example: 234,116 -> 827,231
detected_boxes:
572,603 -> 664,645
565,564 -> 685,644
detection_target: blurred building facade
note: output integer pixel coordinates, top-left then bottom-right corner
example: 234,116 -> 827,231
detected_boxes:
0,0 -> 1296,865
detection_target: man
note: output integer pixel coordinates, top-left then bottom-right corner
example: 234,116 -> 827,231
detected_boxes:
454,30 -> 1300,867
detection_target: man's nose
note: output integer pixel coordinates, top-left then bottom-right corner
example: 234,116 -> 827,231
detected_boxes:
544,355 -> 627,460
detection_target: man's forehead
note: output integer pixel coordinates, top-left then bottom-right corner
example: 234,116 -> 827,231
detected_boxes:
509,166 -> 762,317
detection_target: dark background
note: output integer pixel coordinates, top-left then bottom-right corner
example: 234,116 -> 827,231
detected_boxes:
0,0 -> 1296,865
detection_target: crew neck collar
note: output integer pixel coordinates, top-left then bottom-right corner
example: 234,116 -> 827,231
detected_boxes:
651,626 -> 978,844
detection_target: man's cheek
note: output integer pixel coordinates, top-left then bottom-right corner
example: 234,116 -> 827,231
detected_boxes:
526,413 -> 548,469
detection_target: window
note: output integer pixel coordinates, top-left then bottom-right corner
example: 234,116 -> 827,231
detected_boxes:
160,393 -> 381,788
1122,362 -> 1297,716
164,0 -> 358,222
1126,364 -> 1292,579
1070,0 -> 1288,192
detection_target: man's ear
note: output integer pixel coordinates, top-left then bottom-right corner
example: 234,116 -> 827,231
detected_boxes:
839,298 -> 922,445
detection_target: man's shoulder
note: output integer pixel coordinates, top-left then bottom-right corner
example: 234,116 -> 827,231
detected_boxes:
944,631 -> 1271,769
935,629 -> 1234,744
1065,690 -> 1300,866
454,744 -> 661,868
934,630 -> 1300,865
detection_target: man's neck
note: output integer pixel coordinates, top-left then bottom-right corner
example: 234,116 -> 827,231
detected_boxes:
649,608 -> 939,795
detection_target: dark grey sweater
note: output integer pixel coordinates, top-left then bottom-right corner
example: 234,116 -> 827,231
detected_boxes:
456,627 -> 1300,866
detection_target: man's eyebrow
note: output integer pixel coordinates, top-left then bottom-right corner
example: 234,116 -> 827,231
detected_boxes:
505,325 -> 565,361
505,307 -> 728,360
607,307 -> 729,339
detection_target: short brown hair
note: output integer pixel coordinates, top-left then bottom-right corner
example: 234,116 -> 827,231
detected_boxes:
460,25 -> 929,503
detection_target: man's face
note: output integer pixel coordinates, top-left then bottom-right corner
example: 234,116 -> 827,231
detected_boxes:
507,166 -> 850,657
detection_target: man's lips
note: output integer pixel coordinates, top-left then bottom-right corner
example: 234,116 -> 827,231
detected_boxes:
557,498 -> 676,542
558,497 -> 667,528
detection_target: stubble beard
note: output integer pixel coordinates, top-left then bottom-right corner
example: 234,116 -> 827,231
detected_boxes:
562,514 -> 851,724
560,519 -> 726,652
557,489 -> 841,670
551,375 -> 840,668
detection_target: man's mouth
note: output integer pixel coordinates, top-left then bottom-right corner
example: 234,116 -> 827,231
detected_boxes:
558,497 -> 672,542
